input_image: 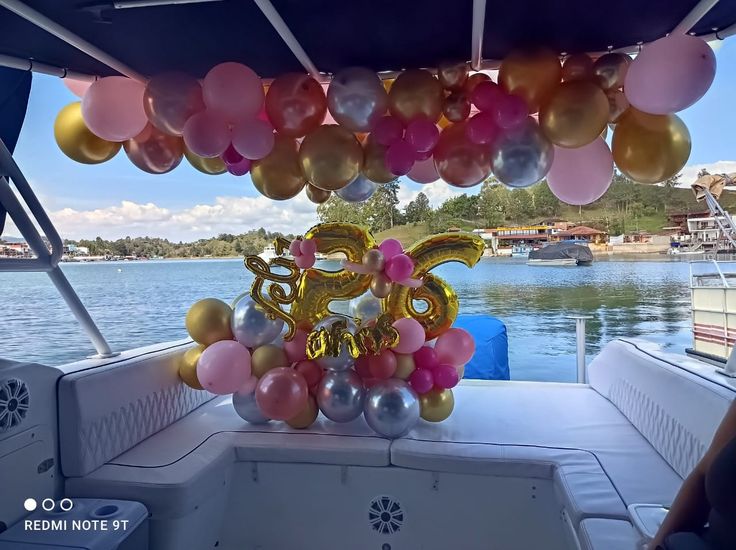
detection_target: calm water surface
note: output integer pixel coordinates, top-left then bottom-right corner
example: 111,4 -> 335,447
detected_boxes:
0,257 -> 693,382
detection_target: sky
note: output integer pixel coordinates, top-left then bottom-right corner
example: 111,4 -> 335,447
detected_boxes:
6,39 -> 736,242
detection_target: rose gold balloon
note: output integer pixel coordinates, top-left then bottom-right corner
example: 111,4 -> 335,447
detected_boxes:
593,53 -> 631,90
443,91 -> 471,123
306,183 -> 331,204
370,273 -> 393,298
299,125 -> 363,191
362,134 -> 395,183
499,50 -> 562,113
464,72 -> 491,94
362,249 -> 385,272
433,122 -> 493,188
251,134 -> 306,200
143,72 -> 205,136
266,73 -> 326,137
388,69 -> 444,124
561,53 -> 594,82
437,61 -> 469,91
539,81 -> 609,148
606,89 -> 630,123
124,123 -> 183,174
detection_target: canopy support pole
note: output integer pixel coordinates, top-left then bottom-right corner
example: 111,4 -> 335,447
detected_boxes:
0,53 -> 96,82
0,0 -> 146,82
673,0 -> 720,34
252,0 -> 321,79
471,0 -> 487,70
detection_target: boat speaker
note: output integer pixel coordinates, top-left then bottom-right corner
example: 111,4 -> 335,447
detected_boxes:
368,495 -> 404,535
0,378 -> 29,433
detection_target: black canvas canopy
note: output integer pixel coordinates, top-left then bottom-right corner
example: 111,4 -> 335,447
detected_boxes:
528,242 -> 594,263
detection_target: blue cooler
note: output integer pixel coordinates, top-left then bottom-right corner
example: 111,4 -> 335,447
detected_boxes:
453,314 -> 510,380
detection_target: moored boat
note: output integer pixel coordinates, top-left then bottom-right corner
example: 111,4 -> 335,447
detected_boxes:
527,242 -> 593,266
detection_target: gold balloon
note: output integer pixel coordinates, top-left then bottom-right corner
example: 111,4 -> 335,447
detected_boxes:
437,61 -> 469,91
286,395 -> 318,429
394,353 -> 416,380
299,125 -> 363,191
179,344 -> 205,390
561,53 -> 594,82
499,50 -> 562,113
388,69 -> 444,124
612,108 -> 691,184
370,273 -> 393,299
251,344 -> 290,378
593,53 -> 631,91
540,81 -> 609,148
252,134 -> 306,200
362,135 -> 395,183
420,388 -> 455,422
606,89 -> 630,123
306,184 -> 331,204
54,102 -> 121,164
385,233 -> 485,339
185,298 -> 233,345
184,147 -> 226,175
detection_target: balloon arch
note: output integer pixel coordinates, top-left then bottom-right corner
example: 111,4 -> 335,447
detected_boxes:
54,33 -> 715,206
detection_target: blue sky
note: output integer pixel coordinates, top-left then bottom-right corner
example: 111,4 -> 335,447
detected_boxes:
8,39 -> 736,241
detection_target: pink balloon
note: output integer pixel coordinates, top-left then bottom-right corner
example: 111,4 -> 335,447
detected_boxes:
385,253 -> 414,281
203,62 -> 264,121
369,349 -> 398,379
239,375 -> 259,394
226,157 -> 252,176
470,81 -> 504,111
295,360 -> 323,390
82,76 -> 148,141
466,112 -> 499,145
494,94 -> 529,129
433,364 -> 460,389
255,367 -> 308,420
392,317 -> 426,354
408,367 -> 434,394
300,239 -> 317,255
625,34 -> 716,114
232,118 -> 275,160
408,156 -> 440,184
413,346 -> 439,370
405,116 -> 440,153
64,77 -> 92,98
196,340 -> 252,395
183,110 -> 231,158
379,239 -> 403,261
435,328 -> 475,366
294,254 -> 315,269
385,139 -> 415,175
373,116 -> 404,146
283,329 -> 308,362
547,137 -> 613,205
143,72 -> 205,136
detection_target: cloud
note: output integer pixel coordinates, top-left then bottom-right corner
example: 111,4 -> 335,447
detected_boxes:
397,179 -> 472,208
679,160 -> 736,186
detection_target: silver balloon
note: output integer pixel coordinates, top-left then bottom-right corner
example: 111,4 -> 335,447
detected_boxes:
336,174 -> 377,203
491,118 -> 554,188
314,315 -> 357,371
231,296 -> 284,348
363,379 -> 420,438
316,370 -> 365,423
232,390 -> 271,424
349,293 -> 383,324
327,67 -> 389,133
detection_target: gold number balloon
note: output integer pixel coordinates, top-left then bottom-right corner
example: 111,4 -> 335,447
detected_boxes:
54,102 -> 121,164
290,223 -> 377,329
384,233 -> 485,339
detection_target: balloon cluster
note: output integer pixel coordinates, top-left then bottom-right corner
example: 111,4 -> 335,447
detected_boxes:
55,36 -> 714,205
179,222 -> 483,437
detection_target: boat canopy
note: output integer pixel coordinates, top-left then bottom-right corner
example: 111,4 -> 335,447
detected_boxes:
528,242 -> 594,263
0,1 -> 735,80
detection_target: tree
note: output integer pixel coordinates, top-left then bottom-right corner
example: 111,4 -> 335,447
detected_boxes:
405,192 -> 432,223
316,195 -> 366,225
364,180 -> 402,231
506,189 -> 534,221
438,194 -> 479,221
478,180 -> 509,227
531,181 -> 561,217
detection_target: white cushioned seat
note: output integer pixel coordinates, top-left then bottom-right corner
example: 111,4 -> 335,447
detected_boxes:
579,518 -> 640,550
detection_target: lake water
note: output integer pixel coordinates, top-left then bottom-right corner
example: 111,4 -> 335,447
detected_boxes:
0,257 -> 694,382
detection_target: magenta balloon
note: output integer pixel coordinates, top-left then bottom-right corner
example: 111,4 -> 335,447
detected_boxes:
231,118 -> 275,160
624,34 -> 716,114
64,78 -> 92,98
466,112 -> 498,145
413,346 -> 439,370
197,340 -> 252,395
470,81 -> 504,112
494,94 -> 529,129
379,238 -> 403,260
547,137 -> 613,206
255,367 -> 308,420
143,72 -> 205,136
373,116 -> 404,146
435,328 -> 475,366
433,364 -> 460,389
408,156 -> 440,184
386,139 -> 415,176
408,368 -> 434,394
392,317 -> 426,354
226,157 -> 252,176
385,253 -> 414,281
82,76 -> 147,141
405,116 -> 439,153
222,143 -> 243,165
203,62 -> 264,122
182,110 -> 231,158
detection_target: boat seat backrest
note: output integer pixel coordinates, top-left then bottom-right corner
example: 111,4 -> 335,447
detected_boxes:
58,343 -> 214,477
587,339 -> 735,479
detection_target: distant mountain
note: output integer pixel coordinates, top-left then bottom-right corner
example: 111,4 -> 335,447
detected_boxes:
0,236 -> 25,243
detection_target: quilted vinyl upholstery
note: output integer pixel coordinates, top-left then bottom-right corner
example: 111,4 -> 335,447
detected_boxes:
59,344 -> 214,477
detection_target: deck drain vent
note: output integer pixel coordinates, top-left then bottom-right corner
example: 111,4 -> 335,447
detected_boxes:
368,495 -> 403,535
0,378 -> 29,433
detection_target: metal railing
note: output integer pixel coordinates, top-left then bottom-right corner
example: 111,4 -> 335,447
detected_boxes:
569,315 -> 592,383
